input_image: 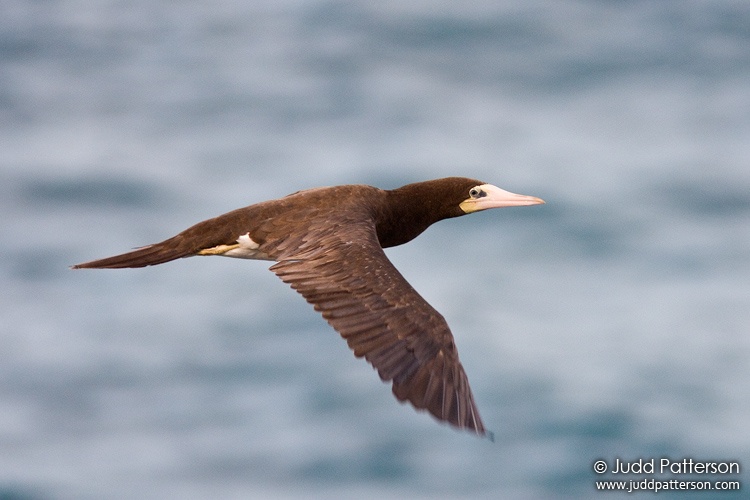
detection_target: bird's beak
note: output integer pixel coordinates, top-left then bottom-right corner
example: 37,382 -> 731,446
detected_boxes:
460,184 -> 545,213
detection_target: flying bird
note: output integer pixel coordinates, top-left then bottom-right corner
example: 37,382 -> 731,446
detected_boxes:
73,177 -> 544,438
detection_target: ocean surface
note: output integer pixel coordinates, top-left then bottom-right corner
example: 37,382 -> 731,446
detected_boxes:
2,1 -> 749,498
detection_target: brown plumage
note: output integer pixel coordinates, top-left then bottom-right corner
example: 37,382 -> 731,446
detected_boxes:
73,177 -> 544,438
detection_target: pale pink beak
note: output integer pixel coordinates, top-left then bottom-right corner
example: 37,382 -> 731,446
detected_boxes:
460,184 -> 545,213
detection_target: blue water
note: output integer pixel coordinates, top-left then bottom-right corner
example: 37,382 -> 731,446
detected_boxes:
2,1 -> 749,498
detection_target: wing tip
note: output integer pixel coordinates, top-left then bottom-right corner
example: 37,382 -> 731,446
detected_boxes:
485,429 -> 495,443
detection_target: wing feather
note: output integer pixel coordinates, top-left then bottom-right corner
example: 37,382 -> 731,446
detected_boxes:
266,221 -> 487,436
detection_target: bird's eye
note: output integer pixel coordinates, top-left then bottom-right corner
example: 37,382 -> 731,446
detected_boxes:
469,187 -> 485,199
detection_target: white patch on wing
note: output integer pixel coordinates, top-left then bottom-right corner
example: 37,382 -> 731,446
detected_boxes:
224,233 -> 272,260
238,233 -> 260,249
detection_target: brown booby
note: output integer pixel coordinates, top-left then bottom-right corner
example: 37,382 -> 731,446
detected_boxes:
73,177 -> 544,438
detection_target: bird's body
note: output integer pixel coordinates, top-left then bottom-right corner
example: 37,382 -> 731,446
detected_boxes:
74,177 -> 544,438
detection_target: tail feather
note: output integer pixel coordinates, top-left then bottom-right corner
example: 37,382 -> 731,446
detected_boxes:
72,240 -> 192,269
72,208 -> 255,269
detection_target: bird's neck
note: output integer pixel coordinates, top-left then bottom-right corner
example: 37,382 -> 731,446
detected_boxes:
375,185 -> 460,248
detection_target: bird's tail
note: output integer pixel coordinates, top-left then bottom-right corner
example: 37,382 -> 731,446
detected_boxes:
72,208 -> 254,269
72,239 -> 193,269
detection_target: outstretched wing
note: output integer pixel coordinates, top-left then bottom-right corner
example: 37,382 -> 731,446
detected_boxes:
266,220 -> 488,436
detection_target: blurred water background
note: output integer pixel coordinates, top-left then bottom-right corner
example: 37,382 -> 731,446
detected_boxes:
1,1 -> 749,498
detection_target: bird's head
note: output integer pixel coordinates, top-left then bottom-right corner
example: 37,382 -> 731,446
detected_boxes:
457,180 -> 545,214
379,178 -> 544,248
